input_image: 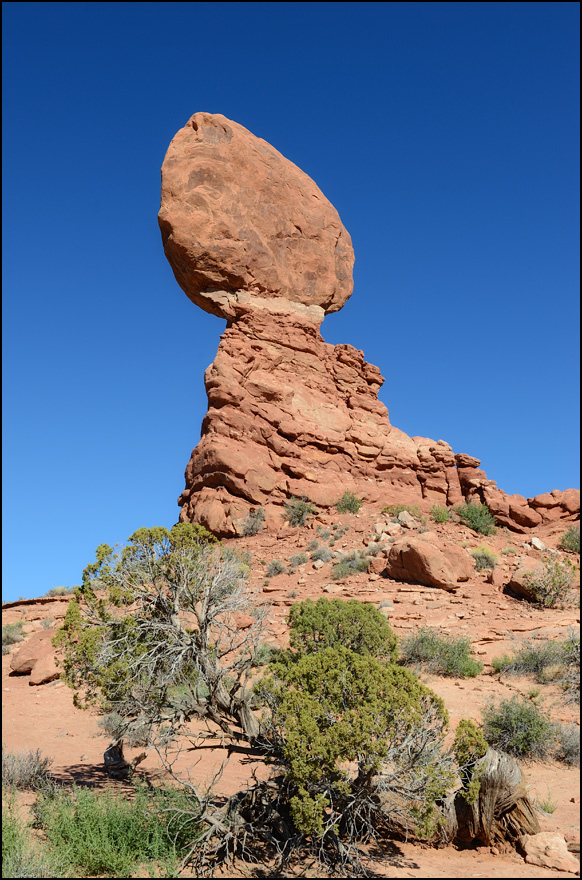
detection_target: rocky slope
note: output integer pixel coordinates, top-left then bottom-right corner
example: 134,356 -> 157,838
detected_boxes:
159,112 -> 579,537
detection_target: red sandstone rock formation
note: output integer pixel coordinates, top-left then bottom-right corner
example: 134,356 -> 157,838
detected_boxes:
159,113 -> 580,537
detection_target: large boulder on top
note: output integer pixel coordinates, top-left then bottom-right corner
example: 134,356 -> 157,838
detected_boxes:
384,532 -> 474,590
159,112 -> 354,321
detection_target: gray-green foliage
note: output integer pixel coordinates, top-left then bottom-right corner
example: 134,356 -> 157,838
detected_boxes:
454,502 -> 497,536
284,496 -> 316,526
2,748 -> 53,791
2,621 -> 25,648
335,491 -> 363,514
311,546 -> 332,563
481,696 -> 554,759
266,559 -> 286,577
554,723 -> 580,766
400,628 -> 483,678
331,550 -> 369,580
430,505 -> 451,523
288,553 -> 308,568
559,525 -> 580,554
240,507 -> 265,536
492,631 -> 580,703
2,795 -> 67,879
523,556 -> 578,607
470,545 -> 498,571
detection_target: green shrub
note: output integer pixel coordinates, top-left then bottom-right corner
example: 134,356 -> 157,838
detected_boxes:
535,789 -> 557,813
240,507 -> 265,536
266,560 -> 286,577
554,723 -> 580,766
2,621 -> 25,648
284,496 -> 316,527
257,644 -> 453,843
501,546 -> 518,555
523,556 -> 578,607
331,551 -> 370,580
454,502 -> 497,536
289,553 -> 308,567
481,696 -> 553,759
33,782 -> 196,877
317,526 -> 332,540
251,642 -> 282,667
470,545 -> 498,571
286,597 -> 399,661
2,748 -> 53,791
306,539 -> 319,552
453,719 -> 488,804
2,795 -> 66,878
559,525 -> 580,554
381,503 -> 422,518
430,505 -> 451,523
335,491 -> 363,514
400,628 -> 483,678
311,546 -> 332,563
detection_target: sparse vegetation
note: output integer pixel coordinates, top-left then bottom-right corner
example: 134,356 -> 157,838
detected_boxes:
430,505 -> 451,523
454,502 -> 497,536
523,555 -> 578,607
2,748 -> 53,791
2,794 -> 67,879
44,586 -> 76,597
501,546 -> 518,555
492,632 -> 580,703
470,545 -> 498,570
240,507 -> 265,536
400,628 -> 483,678
33,782 -> 195,878
481,696 -> 554,759
266,559 -> 286,577
2,621 -> 25,652
554,723 -> 580,766
331,550 -> 370,580
306,539 -> 319,552
311,545 -> 332,563
381,503 -> 422,518
534,789 -> 557,814
559,525 -> 580,554
335,490 -> 363,514
289,553 -> 308,567
284,496 -> 316,526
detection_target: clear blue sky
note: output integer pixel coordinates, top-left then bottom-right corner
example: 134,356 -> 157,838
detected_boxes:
2,2 -> 579,601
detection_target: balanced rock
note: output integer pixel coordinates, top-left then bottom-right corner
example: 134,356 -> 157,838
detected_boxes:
160,113 -> 580,537
159,112 -> 354,320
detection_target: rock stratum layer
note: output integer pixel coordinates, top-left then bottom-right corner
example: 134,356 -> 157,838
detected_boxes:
159,113 -> 580,537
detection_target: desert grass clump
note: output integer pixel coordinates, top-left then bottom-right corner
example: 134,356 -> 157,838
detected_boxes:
454,502 -> 497,536
2,748 -> 53,791
501,546 -> 518,555
289,553 -> 308,568
400,628 -> 483,678
523,556 -> 578,608
381,503 -> 422,519
470,545 -> 498,571
331,550 -> 370,580
266,559 -> 286,577
306,539 -> 319,552
335,491 -> 363,514
492,632 -> 580,703
554,723 -> 580,766
284,496 -> 316,527
559,525 -> 580,554
481,696 -> 553,759
2,621 -> 25,649
311,546 -> 332,563
2,795 -> 67,879
44,585 -> 77,597
430,505 -> 451,523
240,507 -> 265,536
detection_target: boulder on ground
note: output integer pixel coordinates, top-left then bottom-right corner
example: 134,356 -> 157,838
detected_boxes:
9,629 -> 57,674
385,532 -> 473,590
29,653 -> 60,685
518,832 -> 580,874
507,560 -> 543,601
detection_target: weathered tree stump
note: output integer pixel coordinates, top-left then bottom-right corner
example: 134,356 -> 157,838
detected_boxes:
103,740 -> 146,780
445,747 -> 541,846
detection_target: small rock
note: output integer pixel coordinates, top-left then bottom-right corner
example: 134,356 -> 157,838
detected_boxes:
530,536 -> 546,551
312,559 -> 325,570
519,833 -> 580,874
